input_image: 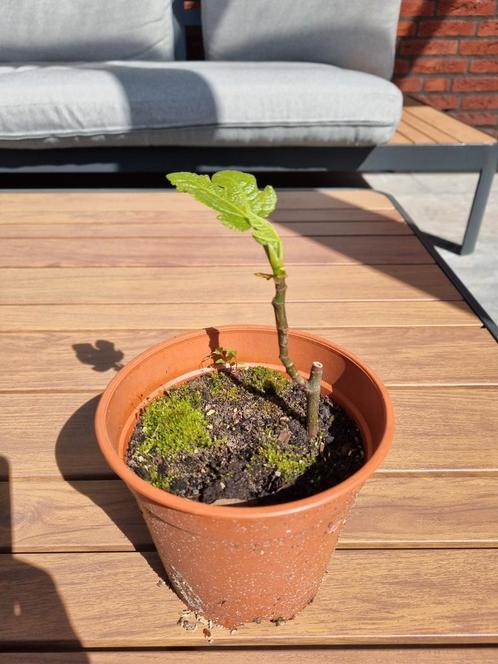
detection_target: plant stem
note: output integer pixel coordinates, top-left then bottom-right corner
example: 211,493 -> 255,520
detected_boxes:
307,361 -> 323,439
272,277 -> 306,387
272,277 -> 323,440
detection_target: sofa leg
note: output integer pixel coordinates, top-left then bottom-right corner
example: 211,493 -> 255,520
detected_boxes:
460,147 -> 498,256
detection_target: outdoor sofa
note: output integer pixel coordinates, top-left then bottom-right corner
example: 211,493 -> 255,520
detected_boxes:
0,0 -> 495,253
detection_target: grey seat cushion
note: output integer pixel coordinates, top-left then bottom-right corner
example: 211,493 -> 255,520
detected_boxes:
202,0 -> 402,79
0,0 -> 174,62
0,61 -> 402,149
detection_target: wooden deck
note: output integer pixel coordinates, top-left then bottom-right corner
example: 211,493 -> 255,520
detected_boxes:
1,188 -> 497,661
391,97 -> 496,145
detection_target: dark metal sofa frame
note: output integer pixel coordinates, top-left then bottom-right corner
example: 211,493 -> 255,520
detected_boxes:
0,0 -> 496,255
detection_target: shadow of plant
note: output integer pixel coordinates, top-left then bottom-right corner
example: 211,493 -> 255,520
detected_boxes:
72,340 -> 124,372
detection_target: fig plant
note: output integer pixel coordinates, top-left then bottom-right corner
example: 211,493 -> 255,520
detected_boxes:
167,170 -> 323,439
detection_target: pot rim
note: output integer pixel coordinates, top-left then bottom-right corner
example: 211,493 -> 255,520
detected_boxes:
95,325 -> 394,520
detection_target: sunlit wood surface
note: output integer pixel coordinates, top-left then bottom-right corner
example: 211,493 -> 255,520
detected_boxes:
391,97 -> 496,145
1,188 -> 497,661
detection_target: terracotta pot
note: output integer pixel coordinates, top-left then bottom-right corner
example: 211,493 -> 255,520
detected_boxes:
95,325 -> 393,628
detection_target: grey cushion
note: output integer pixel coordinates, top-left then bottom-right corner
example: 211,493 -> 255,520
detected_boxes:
0,61 -> 402,149
0,0 -> 174,62
202,0 -> 402,79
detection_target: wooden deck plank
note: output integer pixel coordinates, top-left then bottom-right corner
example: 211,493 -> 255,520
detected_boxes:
0,393 -> 107,479
1,550 -> 497,646
0,236 -> 432,268
2,475 -> 497,552
387,98 -> 497,146
3,649 -> 497,664
389,128 -> 414,145
397,121 -> 437,145
2,388 -> 497,481
0,207 -> 407,225
0,220 -> 412,238
343,475 -> 498,548
0,189 -> 397,213
0,265 -> 463,304
323,327 -> 498,386
0,328 -> 495,393
385,387 -> 498,473
273,208 -> 404,222
401,114 -> 461,145
403,103 -> 496,145
0,208 -> 404,226
0,301 -> 477,331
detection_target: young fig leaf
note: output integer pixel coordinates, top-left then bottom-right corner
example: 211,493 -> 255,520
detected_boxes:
167,170 -> 285,278
167,172 -> 251,232
253,186 -> 277,218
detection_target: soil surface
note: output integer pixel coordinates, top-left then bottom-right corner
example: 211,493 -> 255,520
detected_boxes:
127,366 -> 365,505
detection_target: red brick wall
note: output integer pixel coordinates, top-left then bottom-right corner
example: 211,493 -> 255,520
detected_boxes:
396,0 -> 498,137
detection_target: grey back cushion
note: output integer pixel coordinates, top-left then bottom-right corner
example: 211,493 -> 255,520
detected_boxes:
0,0 -> 175,62
202,0 -> 402,79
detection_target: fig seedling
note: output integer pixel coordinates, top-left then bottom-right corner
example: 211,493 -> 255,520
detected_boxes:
167,170 -> 323,439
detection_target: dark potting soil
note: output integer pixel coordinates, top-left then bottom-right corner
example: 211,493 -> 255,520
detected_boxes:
126,366 -> 365,505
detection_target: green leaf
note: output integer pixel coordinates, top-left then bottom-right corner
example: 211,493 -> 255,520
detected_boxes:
251,223 -> 280,251
253,186 -> 277,218
211,172 -> 276,219
167,170 -> 285,277
167,172 -> 251,232
211,170 -> 258,202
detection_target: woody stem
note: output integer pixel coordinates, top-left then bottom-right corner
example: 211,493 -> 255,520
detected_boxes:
271,276 -> 323,439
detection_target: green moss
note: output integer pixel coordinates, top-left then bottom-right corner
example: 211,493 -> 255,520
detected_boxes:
242,366 -> 288,397
170,384 -> 203,408
139,393 -> 212,460
209,370 -> 224,393
257,430 -> 315,482
209,370 -> 238,400
148,467 -> 175,490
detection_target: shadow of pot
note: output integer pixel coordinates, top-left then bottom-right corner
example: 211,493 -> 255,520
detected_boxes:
94,325 -> 394,628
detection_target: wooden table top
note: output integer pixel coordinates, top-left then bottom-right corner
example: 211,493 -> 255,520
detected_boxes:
0,188 -> 497,662
391,97 -> 496,146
